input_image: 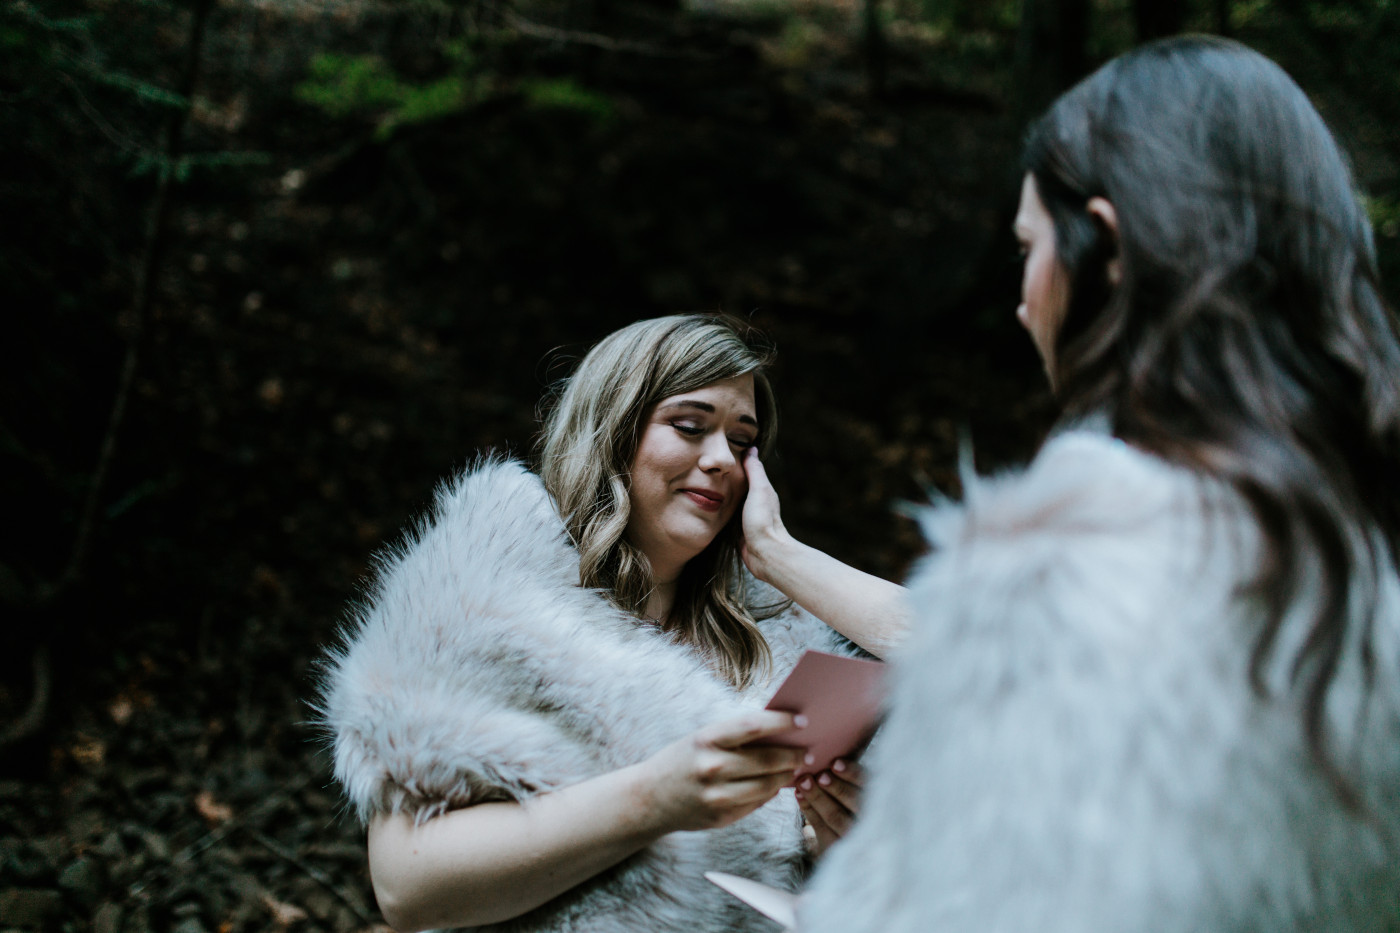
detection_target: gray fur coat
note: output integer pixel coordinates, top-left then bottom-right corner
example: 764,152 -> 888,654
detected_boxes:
318,460 -> 844,933
801,429 -> 1400,932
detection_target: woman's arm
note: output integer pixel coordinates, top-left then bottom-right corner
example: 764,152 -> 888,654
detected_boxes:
367,710 -> 808,932
740,449 -> 911,658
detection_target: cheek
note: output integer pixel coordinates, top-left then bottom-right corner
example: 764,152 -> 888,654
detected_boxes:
722,473 -> 748,522
1025,251 -> 1066,326
630,429 -> 690,495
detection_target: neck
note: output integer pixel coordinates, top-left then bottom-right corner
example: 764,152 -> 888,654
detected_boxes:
643,574 -> 679,625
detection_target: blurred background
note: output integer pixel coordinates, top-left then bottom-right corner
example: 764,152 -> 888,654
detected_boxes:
3,0 -> 1400,929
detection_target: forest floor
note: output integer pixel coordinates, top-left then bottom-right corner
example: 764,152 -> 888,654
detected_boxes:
2,1 -> 1396,931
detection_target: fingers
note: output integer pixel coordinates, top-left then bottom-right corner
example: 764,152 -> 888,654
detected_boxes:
716,770 -> 800,808
798,795 -> 841,855
795,762 -> 862,855
830,758 -> 863,782
811,769 -> 860,815
690,766 -> 798,830
706,710 -> 807,750
796,782 -> 854,843
743,447 -> 771,489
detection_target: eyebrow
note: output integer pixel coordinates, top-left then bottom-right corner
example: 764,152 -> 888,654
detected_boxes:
660,399 -> 759,427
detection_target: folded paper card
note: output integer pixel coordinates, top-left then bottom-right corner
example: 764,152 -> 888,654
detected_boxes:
761,649 -> 885,780
705,872 -> 798,931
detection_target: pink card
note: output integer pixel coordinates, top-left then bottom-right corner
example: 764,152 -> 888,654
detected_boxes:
761,649 -> 885,779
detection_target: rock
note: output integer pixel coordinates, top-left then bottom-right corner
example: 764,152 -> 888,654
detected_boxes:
57,857 -> 102,907
92,902 -> 123,933
92,831 -> 126,861
171,916 -> 208,933
0,888 -> 62,928
137,830 -> 170,861
27,836 -> 67,872
302,888 -> 337,920
0,842 -> 51,885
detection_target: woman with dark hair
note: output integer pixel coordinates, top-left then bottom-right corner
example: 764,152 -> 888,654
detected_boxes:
318,314 -> 906,933
799,37 -> 1400,932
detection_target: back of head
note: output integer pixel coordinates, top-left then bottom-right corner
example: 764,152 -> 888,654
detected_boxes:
1024,36 -> 1400,803
538,314 -> 778,687
1026,36 -> 1400,431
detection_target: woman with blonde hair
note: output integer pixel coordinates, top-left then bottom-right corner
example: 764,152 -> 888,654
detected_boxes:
319,313 -> 908,933
799,37 -> 1400,933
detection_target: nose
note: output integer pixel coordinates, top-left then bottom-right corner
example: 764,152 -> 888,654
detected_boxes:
697,434 -> 738,473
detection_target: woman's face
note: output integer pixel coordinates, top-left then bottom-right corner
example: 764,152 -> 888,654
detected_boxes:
626,374 -> 758,579
1013,173 -> 1071,380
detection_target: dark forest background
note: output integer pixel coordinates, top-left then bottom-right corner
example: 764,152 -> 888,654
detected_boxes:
4,0 -> 1400,929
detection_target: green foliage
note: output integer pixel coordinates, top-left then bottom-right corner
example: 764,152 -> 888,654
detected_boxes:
77,58 -> 188,108
5,1 -> 260,184
5,3 -> 187,110
296,46 -> 617,138
767,17 -> 825,69
129,150 -> 271,182
295,53 -> 406,118
1363,193 -> 1400,239
916,0 -> 1019,33
392,75 -> 476,132
521,77 -> 615,121
296,51 -> 483,138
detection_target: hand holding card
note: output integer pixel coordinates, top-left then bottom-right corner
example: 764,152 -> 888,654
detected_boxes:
759,649 -> 885,780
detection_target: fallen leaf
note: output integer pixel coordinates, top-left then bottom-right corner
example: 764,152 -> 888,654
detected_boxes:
194,790 -> 234,825
108,696 -> 134,725
70,735 -> 106,769
262,894 -> 307,927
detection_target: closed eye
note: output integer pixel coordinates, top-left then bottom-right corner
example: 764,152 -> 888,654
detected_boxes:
671,422 -> 704,437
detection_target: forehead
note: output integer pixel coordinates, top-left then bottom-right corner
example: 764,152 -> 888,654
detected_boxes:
1014,175 -> 1053,229
654,374 -> 757,417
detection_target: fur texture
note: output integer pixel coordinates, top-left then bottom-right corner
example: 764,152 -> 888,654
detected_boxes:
318,459 -> 844,933
801,430 -> 1400,933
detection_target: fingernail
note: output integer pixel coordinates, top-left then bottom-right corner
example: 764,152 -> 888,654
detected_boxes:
803,752 -> 815,766
800,777 -> 813,791
818,773 -> 832,786
793,714 -> 809,729
832,759 -> 846,773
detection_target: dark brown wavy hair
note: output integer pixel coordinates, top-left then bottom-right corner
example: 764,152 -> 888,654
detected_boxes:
1023,36 -> 1400,805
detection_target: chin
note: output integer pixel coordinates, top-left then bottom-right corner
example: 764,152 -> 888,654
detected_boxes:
667,524 -> 724,560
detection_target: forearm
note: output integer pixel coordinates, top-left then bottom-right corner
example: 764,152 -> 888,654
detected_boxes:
753,532 -> 910,658
368,761 -> 665,931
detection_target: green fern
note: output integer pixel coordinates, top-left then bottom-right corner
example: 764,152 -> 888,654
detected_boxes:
295,53 -> 405,118
521,77 -> 615,121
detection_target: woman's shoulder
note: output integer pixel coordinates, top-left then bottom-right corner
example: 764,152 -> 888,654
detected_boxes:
427,456 -> 563,546
905,428 -> 1252,667
370,456 -> 577,595
920,428 -> 1208,552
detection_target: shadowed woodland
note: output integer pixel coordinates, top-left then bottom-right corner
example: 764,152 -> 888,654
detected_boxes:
4,0 -> 1400,929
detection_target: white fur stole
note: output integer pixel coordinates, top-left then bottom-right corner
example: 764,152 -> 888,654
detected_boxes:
318,460 -> 841,933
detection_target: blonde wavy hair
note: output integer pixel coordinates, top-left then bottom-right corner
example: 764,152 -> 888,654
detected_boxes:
538,314 -> 782,689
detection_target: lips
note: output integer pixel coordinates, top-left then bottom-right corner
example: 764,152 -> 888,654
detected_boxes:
680,488 -> 724,513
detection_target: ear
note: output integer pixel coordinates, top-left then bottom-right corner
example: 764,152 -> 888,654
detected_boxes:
1086,196 -> 1121,287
